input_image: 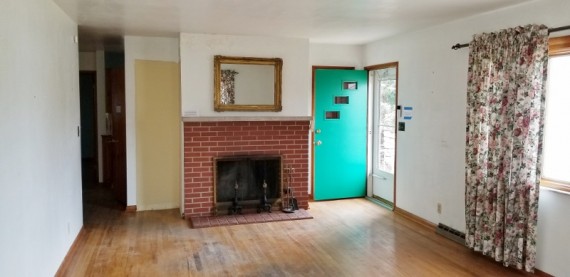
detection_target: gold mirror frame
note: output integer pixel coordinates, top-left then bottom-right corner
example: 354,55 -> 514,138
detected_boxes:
214,55 -> 283,112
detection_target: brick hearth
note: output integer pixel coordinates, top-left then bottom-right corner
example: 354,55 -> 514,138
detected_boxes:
189,209 -> 313,228
183,120 -> 310,217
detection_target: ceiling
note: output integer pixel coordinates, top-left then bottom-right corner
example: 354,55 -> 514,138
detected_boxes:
52,0 -> 532,51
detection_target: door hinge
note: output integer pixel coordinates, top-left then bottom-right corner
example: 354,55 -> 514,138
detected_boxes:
77,126 -> 80,137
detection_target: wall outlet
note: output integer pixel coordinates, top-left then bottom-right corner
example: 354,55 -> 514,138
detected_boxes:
437,203 -> 442,214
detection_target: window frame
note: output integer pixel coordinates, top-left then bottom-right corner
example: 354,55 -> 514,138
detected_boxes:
541,35 -> 570,194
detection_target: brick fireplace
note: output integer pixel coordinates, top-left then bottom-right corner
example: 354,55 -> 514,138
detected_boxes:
183,119 -> 310,217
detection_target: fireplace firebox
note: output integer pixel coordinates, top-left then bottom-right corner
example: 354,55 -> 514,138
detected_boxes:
213,155 -> 282,215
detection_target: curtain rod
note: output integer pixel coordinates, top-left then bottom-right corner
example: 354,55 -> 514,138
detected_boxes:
451,24 -> 570,50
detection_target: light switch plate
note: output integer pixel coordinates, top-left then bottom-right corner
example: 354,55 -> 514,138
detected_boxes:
398,122 -> 405,131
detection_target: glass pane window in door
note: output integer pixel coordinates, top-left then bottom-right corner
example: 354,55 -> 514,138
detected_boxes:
376,75 -> 396,174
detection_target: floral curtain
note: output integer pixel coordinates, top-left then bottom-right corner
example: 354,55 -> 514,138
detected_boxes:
465,24 -> 548,272
221,69 -> 238,104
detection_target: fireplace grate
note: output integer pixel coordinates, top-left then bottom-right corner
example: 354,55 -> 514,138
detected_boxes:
213,155 -> 282,215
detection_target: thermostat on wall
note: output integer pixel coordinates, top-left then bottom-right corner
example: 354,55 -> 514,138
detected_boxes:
184,110 -> 199,117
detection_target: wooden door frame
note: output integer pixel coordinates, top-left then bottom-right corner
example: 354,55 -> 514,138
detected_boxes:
363,62 -> 399,209
310,66 -> 355,200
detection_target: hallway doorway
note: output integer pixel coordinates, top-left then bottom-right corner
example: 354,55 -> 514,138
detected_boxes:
79,71 -> 98,187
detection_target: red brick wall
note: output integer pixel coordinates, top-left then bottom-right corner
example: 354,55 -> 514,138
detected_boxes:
183,120 -> 310,217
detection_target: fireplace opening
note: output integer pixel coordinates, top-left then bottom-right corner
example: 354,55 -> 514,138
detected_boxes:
214,155 -> 282,215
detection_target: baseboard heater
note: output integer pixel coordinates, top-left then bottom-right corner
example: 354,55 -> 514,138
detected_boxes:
436,223 -> 466,245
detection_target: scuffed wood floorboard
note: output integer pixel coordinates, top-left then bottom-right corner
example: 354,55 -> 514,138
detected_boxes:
58,192 -> 539,277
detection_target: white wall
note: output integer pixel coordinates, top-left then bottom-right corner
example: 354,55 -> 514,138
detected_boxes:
124,36 -> 180,206
79,51 -> 96,71
364,0 -> 570,275
310,43 -> 364,69
0,0 -> 82,276
536,189 -> 570,275
180,33 -> 310,117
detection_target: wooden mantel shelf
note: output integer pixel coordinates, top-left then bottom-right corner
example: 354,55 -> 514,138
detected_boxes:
182,116 -> 312,122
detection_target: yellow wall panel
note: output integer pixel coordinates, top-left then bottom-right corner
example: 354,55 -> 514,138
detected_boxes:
135,60 -> 180,210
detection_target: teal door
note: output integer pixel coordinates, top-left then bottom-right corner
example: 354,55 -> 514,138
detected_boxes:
314,69 -> 368,200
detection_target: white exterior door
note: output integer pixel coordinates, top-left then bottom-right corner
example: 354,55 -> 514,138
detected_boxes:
370,65 -> 397,206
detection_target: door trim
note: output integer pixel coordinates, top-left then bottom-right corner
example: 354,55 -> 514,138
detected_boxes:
311,66 -> 355,200
364,62 -> 399,209
364,62 -> 399,71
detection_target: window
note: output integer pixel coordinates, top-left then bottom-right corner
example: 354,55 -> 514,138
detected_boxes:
542,35 -> 570,193
376,78 -> 396,173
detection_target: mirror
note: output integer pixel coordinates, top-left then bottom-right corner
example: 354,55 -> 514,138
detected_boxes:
214,55 -> 282,112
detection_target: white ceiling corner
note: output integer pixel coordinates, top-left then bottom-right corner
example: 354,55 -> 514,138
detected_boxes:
51,0 -> 533,51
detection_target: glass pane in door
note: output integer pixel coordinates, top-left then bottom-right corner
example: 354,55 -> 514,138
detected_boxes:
377,78 -> 396,174
371,65 -> 397,206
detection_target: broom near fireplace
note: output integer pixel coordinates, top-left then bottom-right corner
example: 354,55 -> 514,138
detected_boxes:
257,164 -> 298,213
282,165 -> 298,213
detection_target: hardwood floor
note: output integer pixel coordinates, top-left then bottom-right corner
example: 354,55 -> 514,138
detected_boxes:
59,190 -> 541,276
